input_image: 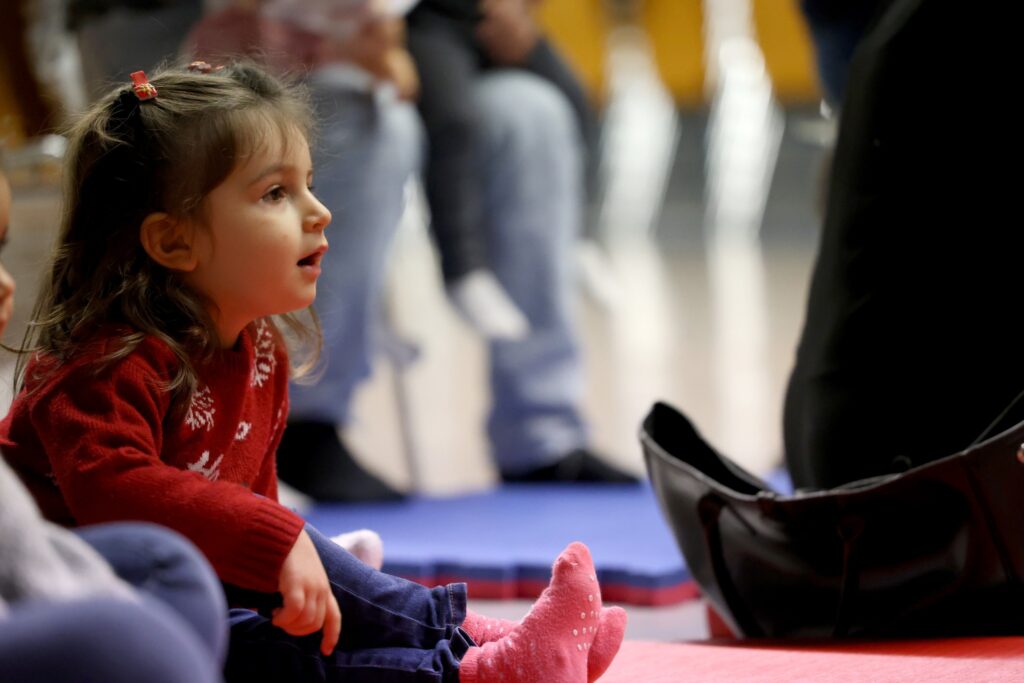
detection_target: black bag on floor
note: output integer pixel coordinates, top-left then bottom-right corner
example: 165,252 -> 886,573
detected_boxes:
641,401 -> 1024,639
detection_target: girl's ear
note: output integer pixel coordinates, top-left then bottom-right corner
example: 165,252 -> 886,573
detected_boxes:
139,212 -> 200,272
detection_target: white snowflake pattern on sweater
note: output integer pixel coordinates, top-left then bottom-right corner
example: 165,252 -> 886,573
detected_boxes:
234,422 -> 252,442
270,406 -> 287,443
186,451 -> 223,481
251,320 -> 277,388
184,386 -> 216,432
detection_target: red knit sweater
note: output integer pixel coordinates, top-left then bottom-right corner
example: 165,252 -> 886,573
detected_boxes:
0,320 -> 305,593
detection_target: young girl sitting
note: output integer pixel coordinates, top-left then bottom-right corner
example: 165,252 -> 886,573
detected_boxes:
0,62 -> 625,681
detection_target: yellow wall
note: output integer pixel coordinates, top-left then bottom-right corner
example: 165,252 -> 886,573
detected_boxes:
539,0 -> 819,107
536,0 -> 611,104
642,0 -> 706,106
752,0 -> 820,103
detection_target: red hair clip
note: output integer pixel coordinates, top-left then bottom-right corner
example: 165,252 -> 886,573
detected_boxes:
130,71 -> 158,101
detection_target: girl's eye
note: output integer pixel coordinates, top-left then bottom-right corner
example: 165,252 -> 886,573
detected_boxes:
263,186 -> 287,203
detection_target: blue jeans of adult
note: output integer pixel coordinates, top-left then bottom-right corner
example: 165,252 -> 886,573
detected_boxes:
406,10 -> 601,280
0,522 -> 226,683
225,525 -> 471,682
477,73 -> 589,473
78,522 -> 229,665
288,72 -> 588,476
289,84 -> 422,423
0,598 -> 222,683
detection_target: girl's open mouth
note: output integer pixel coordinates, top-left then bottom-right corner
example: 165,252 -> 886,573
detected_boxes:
298,244 -> 328,268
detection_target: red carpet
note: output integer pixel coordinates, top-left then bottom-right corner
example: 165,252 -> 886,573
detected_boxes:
601,638 -> 1024,682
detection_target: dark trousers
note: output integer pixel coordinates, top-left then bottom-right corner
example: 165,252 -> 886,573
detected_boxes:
799,0 -> 889,106
407,11 -> 600,281
225,525 -> 472,682
782,0 -> 1023,489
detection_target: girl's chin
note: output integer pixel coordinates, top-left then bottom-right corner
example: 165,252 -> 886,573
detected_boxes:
264,293 -> 316,318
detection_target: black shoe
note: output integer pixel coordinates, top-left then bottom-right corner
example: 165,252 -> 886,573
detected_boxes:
501,449 -> 641,484
277,421 -> 405,503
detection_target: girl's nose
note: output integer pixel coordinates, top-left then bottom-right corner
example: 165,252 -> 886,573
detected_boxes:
307,196 -> 331,232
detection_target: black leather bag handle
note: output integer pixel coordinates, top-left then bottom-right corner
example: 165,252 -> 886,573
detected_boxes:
970,387 -> 1024,448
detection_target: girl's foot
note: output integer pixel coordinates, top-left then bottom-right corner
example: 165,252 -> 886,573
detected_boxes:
463,605 -> 626,682
459,542 -> 599,683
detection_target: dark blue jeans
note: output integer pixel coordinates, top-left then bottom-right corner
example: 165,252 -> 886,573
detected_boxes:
225,525 -> 473,682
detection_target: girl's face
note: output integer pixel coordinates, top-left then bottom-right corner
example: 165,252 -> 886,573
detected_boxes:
185,128 -> 331,347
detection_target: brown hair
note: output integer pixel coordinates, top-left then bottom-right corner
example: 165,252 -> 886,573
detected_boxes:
14,62 -> 321,408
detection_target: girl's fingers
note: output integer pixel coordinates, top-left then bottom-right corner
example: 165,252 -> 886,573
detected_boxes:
272,588 -> 306,630
321,595 -> 342,656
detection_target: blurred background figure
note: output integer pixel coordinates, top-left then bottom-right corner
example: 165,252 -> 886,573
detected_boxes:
404,0 -> 603,340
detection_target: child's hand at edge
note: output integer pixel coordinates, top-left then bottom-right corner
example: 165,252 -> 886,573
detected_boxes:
384,47 -> 420,101
0,265 -> 14,337
275,529 -> 342,655
476,0 -> 540,66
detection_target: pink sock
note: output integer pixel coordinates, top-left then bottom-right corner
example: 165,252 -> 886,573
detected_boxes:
588,606 -> 627,682
464,606 -> 625,682
462,609 -> 518,645
459,542 -> 600,683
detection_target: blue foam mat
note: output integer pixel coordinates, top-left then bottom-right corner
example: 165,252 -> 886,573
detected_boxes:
303,483 -> 689,594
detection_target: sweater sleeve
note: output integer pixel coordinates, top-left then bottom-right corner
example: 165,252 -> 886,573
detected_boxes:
28,351 -> 304,593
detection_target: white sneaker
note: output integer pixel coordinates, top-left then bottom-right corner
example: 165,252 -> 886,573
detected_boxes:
447,269 -> 530,341
577,239 -> 624,311
331,529 -> 384,570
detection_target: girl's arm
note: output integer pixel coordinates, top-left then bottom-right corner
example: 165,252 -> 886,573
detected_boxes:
28,350 -> 304,594
252,378 -> 342,655
275,529 -> 342,655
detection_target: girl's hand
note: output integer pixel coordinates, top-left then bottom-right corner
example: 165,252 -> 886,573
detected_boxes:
275,530 -> 342,655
